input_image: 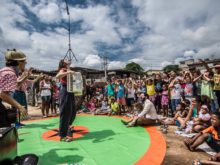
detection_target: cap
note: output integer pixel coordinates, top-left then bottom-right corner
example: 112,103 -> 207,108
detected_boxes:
5,50 -> 26,61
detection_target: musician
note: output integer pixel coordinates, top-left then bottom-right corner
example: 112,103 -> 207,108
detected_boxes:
56,59 -> 76,142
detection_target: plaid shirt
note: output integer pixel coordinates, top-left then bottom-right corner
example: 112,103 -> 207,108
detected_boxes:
0,67 -> 17,92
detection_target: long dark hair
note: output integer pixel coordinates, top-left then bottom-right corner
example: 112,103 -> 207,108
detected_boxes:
5,60 -> 18,67
58,59 -> 67,70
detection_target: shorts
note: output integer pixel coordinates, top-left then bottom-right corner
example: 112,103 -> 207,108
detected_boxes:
206,134 -> 220,152
41,96 -> 51,103
126,98 -> 134,106
117,97 -> 126,105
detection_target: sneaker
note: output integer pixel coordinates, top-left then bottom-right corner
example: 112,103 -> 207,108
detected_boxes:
60,137 -> 73,142
126,122 -> 135,127
121,119 -> 129,125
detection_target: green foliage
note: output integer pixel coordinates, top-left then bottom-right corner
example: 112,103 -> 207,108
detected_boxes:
163,65 -> 180,73
124,62 -> 144,73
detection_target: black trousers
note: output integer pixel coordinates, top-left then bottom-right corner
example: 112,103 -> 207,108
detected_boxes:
59,86 -> 76,138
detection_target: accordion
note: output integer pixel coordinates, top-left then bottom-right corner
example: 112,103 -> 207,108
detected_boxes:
67,72 -> 83,96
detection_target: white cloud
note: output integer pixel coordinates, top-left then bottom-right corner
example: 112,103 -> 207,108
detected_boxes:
82,54 -> 102,68
38,3 -> 61,23
132,0 -> 220,68
184,50 -> 196,57
108,61 -> 125,69
196,43 -> 220,59
161,61 -> 172,67
1,0 -> 220,71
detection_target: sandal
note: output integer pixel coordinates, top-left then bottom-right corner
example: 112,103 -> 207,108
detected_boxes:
192,159 -> 201,165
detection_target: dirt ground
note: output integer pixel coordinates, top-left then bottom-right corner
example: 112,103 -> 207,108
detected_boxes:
27,105 -> 210,165
161,126 -> 209,165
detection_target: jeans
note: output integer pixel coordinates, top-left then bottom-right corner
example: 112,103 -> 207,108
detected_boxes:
171,99 -> 181,112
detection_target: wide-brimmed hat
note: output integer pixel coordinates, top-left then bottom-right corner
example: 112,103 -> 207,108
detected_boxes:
5,50 -> 26,61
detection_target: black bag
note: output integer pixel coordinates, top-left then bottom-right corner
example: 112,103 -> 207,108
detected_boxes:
14,154 -> 39,165
0,102 -> 17,128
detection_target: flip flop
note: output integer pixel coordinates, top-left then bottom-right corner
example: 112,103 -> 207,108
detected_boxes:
192,159 -> 201,165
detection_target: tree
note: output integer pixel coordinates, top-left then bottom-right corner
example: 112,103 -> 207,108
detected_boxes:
124,62 -> 144,74
163,65 -> 180,73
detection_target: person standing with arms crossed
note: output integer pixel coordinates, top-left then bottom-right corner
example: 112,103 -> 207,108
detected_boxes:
56,59 -> 76,142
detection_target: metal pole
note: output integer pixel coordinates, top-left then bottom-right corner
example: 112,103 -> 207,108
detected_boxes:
104,56 -> 108,82
63,0 -> 77,62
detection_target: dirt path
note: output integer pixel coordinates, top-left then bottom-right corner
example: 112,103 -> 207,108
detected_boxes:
161,126 -> 209,165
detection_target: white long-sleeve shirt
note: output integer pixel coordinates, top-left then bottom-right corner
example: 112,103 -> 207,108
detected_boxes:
138,99 -> 158,120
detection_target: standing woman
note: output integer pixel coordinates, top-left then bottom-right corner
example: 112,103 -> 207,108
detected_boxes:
56,59 -> 75,142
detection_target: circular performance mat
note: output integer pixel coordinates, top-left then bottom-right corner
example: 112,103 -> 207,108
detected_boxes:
18,116 -> 166,165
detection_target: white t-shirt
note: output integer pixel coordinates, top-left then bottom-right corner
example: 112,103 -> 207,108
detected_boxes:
40,81 -> 51,97
138,99 -> 158,120
127,88 -> 135,98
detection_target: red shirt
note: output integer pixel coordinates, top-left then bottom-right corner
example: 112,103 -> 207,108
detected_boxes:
60,68 -> 67,85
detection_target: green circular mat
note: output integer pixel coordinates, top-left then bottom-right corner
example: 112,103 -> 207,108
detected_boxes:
18,116 -> 151,165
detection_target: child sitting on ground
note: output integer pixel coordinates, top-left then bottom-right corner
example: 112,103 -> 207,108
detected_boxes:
122,102 -> 143,123
87,97 -> 97,113
94,97 -> 110,115
185,105 -> 211,133
77,101 -> 90,113
160,103 -> 187,125
184,111 -> 220,153
108,97 -> 119,116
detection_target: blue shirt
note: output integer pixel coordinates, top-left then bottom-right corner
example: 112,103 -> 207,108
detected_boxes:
117,84 -> 125,98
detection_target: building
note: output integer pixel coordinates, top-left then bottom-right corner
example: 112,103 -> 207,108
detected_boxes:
179,59 -> 194,70
187,59 -> 220,72
32,67 -> 140,82
145,69 -> 162,76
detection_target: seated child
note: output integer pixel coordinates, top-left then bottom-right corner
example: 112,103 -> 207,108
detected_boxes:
184,112 -> 220,152
132,102 -> 143,116
185,105 -> 211,133
109,97 -> 119,116
160,103 -> 187,125
125,102 -> 143,118
87,97 -> 97,113
122,102 -> 143,123
77,101 -> 90,113
94,97 -> 110,115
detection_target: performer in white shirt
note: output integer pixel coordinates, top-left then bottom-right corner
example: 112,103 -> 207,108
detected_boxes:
121,93 -> 158,127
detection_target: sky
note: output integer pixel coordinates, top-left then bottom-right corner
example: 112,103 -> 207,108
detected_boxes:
0,0 -> 220,71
